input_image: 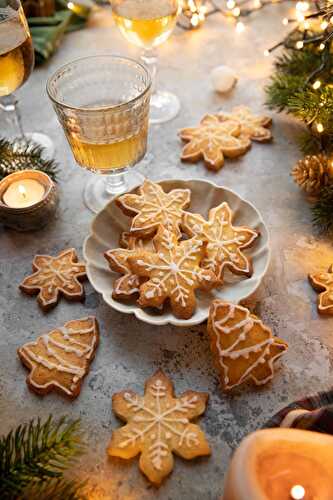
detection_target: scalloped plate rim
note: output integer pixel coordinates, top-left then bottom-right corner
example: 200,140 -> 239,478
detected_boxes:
83,177 -> 271,327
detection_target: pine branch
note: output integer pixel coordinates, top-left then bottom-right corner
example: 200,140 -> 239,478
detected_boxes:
0,416 -> 84,499
265,73 -> 304,112
0,138 -> 58,181
311,185 -> 333,233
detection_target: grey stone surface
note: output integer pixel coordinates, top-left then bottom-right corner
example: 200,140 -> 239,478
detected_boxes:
1,5 -> 333,499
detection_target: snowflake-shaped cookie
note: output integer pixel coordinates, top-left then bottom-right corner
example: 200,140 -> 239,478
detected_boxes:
116,180 -> 191,237
105,236 -> 154,300
107,370 -> 211,486
309,265 -> 333,315
182,202 -> 259,284
218,106 -> 272,142
127,226 -> 218,319
19,248 -> 86,311
179,114 -> 251,171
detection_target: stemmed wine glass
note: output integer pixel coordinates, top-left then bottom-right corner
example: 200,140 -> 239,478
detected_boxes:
47,55 -> 151,213
110,0 -> 181,124
0,0 -> 53,152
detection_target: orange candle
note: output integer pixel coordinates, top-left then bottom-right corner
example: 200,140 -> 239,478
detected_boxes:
223,429 -> 333,500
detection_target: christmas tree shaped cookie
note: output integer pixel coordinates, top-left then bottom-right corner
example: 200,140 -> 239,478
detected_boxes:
182,201 -> 259,284
19,248 -> 86,311
309,265 -> 333,314
116,180 -> 191,237
18,317 -> 99,398
107,370 -> 211,486
179,114 -> 251,171
208,301 -> 288,391
126,226 -> 219,319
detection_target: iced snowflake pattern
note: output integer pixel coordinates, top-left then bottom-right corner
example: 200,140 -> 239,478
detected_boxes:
107,370 -> 210,485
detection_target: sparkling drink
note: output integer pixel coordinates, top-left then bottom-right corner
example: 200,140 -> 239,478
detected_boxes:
112,0 -> 179,49
0,9 -> 34,96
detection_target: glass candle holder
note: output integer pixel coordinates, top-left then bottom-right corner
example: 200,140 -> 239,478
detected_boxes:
0,170 -> 58,231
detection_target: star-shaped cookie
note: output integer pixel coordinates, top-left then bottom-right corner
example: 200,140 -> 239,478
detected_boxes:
208,301 -> 288,390
309,265 -> 333,315
179,114 -> 251,171
107,370 -> 211,486
116,180 -> 191,237
105,235 -> 154,301
19,248 -> 86,311
218,106 -> 272,142
182,202 -> 259,284
126,226 -> 219,319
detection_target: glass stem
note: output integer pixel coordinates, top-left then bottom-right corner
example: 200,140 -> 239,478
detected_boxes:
141,49 -> 158,95
105,172 -> 127,196
0,95 -> 25,138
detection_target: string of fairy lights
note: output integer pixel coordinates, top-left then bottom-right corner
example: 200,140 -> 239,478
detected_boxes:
178,0 -> 293,30
179,0 -> 333,135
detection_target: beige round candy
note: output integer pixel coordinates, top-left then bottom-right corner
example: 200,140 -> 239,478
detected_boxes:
210,65 -> 237,93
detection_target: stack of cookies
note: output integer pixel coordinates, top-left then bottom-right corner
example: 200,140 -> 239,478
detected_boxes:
104,180 -> 260,320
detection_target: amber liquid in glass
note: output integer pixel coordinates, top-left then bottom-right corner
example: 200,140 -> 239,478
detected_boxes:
0,10 -> 34,96
112,0 -> 178,49
66,120 -> 148,172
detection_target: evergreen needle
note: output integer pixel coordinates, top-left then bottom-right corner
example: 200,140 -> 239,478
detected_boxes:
0,416 -> 84,500
0,138 -> 58,181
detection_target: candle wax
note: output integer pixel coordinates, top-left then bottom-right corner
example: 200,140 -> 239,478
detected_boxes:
3,179 -> 45,208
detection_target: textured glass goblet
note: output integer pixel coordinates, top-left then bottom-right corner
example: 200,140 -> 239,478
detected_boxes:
47,55 -> 151,213
110,0 -> 181,124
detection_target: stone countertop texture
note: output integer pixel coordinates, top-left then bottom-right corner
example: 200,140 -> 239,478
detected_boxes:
1,5 -> 333,499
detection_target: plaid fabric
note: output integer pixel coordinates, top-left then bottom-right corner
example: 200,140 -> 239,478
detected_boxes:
263,389 -> 333,434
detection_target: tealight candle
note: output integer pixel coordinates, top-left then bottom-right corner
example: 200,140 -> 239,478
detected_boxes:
223,428 -> 333,500
0,170 -> 58,231
3,179 -> 45,208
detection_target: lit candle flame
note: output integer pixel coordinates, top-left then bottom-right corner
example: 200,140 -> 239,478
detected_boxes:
290,484 -> 305,500
18,184 -> 27,199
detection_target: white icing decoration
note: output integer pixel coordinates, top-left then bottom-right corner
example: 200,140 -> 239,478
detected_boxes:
23,250 -> 85,306
119,180 -> 190,235
211,303 -> 285,389
138,230 -> 213,309
118,379 -> 201,470
183,202 -> 258,279
19,318 -> 97,396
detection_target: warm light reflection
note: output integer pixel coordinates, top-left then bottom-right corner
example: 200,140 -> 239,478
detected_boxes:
18,184 -> 27,198
290,484 -> 305,500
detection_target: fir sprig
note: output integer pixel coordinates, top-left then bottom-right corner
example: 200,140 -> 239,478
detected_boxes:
0,416 -> 84,500
311,185 -> 333,233
0,138 -> 58,181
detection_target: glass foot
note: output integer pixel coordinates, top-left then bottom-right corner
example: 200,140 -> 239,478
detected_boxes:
149,90 -> 180,124
84,170 -> 145,213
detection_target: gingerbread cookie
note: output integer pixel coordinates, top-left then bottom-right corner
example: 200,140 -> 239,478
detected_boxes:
105,236 -> 154,301
19,248 -> 86,311
18,317 -> 99,398
107,370 -> 211,486
309,265 -> 333,314
116,180 -> 191,238
179,114 -> 251,171
218,105 -> 272,142
208,301 -> 288,391
182,202 -> 259,283
126,226 -> 219,319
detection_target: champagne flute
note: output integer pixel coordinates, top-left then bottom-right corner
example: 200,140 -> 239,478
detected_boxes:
47,55 -> 151,213
0,0 -> 53,152
111,0 -> 181,124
